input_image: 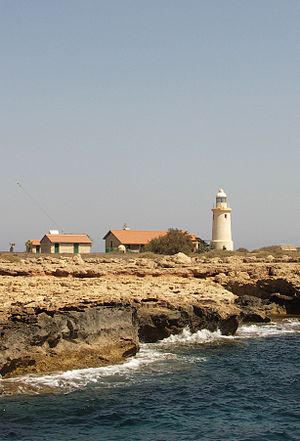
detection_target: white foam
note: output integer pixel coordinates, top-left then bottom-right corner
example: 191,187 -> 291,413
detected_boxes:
2,319 -> 300,395
157,327 -> 230,345
155,320 -> 300,346
3,347 -> 173,394
237,319 -> 300,338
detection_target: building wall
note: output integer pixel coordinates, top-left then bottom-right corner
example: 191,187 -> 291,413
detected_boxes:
105,233 -> 121,252
40,238 -> 52,254
104,233 -> 146,252
211,208 -> 233,251
192,241 -> 199,252
41,238 -> 91,254
78,244 -> 91,254
127,244 -> 142,252
54,244 -> 75,254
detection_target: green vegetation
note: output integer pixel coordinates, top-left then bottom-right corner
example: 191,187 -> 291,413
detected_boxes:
202,245 -> 299,260
202,249 -> 235,258
145,229 -> 194,255
25,240 -> 33,253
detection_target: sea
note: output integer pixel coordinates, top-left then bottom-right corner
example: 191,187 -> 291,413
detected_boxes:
0,319 -> 299,441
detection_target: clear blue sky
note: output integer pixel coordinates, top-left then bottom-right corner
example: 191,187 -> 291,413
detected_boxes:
1,0 -> 299,251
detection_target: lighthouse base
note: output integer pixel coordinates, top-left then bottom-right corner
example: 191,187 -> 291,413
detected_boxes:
211,240 -> 234,251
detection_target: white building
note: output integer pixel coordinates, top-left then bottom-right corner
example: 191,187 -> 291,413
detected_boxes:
40,233 -> 92,254
211,188 -> 234,251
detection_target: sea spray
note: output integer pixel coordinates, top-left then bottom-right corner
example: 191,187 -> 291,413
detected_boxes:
157,327 -> 227,345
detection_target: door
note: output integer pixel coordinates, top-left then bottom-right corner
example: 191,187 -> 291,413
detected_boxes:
74,243 -> 79,254
54,243 -> 59,254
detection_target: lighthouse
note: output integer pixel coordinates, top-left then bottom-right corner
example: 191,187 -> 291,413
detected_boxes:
211,188 -> 234,251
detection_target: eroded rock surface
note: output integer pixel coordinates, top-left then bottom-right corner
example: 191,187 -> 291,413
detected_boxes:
0,252 -> 299,378
0,303 -> 138,378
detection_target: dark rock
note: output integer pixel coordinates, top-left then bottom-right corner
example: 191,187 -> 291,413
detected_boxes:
0,305 -> 139,378
257,278 -> 296,296
137,304 -> 239,343
270,293 -> 300,315
138,307 -> 184,342
235,295 -> 273,323
240,312 -> 271,323
235,295 -> 265,308
219,315 -> 240,334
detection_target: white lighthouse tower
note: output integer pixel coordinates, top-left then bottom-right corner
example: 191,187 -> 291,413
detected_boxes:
211,188 -> 234,251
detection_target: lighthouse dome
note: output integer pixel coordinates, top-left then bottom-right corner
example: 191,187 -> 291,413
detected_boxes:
216,188 -> 227,198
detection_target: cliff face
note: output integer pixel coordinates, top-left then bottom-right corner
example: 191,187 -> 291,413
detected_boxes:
0,303 -> 139,378
0,252 -> 299,379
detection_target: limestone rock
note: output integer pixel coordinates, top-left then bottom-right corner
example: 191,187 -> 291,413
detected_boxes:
172,253 -> 192,265
72,254 -> 85,265
0,252 -> 299,379
0,304 -> 139,378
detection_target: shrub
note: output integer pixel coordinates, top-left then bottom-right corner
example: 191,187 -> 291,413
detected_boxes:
145,229 -> 194,255
197,241 -> 211,253
25,240 -> 33,253
202,249 -> 234,259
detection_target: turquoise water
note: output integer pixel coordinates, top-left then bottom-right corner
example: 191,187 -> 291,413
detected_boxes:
0,320 -> 300,441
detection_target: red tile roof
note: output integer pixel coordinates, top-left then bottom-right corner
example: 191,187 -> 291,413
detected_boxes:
104,230 -> 168,245
43,234 -> 92,244
31,240 -> 41,246
189,234 -> 202,242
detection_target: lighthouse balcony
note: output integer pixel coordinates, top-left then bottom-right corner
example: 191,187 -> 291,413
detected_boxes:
212,206 -> 231,211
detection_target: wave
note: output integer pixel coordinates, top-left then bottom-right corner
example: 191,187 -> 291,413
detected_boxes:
1,347 -> 175,396
237,318 -> 300,339
156,319 -> 300,345
1,319 -> 299,396
156,327 -> 230,345
151,319 -> 300,348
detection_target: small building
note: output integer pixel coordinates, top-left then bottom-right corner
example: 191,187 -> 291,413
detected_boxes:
103,229 -> 204,253
103,230 -> 167,252
189,234 -> 208,252
40,233 -> 92,254
279,244 -> 297,252
26,240 -> 41,253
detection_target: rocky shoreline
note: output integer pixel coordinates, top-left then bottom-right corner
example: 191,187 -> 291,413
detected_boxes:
0,252 -> 299,379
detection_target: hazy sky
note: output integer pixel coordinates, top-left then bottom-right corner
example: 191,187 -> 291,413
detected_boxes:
1,0 -> 299,251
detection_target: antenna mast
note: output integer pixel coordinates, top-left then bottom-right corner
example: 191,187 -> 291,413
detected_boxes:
16,181 -> 61,231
